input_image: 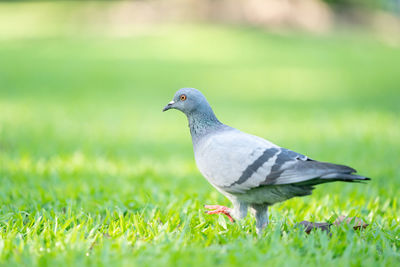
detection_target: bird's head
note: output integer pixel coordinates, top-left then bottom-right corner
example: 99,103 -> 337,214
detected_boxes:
162,88 -> 210,115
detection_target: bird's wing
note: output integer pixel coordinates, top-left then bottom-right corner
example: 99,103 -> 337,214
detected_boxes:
195,129 -> 359,194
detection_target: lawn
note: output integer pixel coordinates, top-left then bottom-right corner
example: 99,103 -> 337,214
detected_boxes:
0,24 -> 400,266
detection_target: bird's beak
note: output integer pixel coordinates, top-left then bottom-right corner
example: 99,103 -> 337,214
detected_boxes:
162,100 -> 175,112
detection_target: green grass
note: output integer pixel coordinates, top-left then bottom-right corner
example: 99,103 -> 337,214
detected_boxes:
0,24 -> 400,266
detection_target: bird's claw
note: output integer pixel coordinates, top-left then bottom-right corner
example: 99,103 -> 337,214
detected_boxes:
204,205 -> 235,222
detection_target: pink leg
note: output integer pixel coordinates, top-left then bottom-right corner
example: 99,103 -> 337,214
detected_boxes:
204,205 -> 235,222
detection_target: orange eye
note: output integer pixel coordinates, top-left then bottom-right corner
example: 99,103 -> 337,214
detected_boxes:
180,94 -> 187,101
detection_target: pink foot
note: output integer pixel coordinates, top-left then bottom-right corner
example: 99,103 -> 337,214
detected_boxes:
204,205 -> 235,222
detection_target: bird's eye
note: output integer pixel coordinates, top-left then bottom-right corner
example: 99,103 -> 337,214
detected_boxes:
180,94 -> 187,101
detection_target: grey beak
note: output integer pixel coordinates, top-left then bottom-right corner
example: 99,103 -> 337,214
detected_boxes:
162,100 -> 175,112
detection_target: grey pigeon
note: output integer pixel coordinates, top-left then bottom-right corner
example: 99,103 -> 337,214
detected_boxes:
163,88 -> 370,235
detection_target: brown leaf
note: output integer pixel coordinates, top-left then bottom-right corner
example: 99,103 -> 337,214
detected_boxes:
333,216 -> 369,230
299,216 -> 369,234
299,220 -> 332,234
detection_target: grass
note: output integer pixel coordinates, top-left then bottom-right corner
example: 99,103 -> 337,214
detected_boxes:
0,23 -> 400,266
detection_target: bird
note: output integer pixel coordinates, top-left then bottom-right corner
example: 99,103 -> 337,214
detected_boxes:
163,88 -> 370,235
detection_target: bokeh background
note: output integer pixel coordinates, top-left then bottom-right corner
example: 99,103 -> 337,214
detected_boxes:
0,0 -> 399,266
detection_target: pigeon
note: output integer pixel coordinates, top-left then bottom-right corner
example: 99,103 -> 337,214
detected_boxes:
163,88 -> 370,235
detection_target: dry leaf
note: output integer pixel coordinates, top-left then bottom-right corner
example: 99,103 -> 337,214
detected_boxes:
333,216 -> 369,230
299,216 -> 369,234
299,221 -> 332,234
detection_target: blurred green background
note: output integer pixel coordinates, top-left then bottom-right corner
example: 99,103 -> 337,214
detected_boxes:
0,1 -> 399,266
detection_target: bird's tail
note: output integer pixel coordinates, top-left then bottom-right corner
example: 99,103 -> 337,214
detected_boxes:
320,173 -> 371,183
296,172 -> 371,186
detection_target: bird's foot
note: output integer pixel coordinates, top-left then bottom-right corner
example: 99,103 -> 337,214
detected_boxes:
204,205 -> 235,222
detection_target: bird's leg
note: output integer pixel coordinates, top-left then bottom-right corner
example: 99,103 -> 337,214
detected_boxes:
251,204 -> 269,236
204,205 -> 235,222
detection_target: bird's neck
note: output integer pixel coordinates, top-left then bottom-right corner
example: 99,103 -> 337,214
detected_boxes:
187,110 -> 223,143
